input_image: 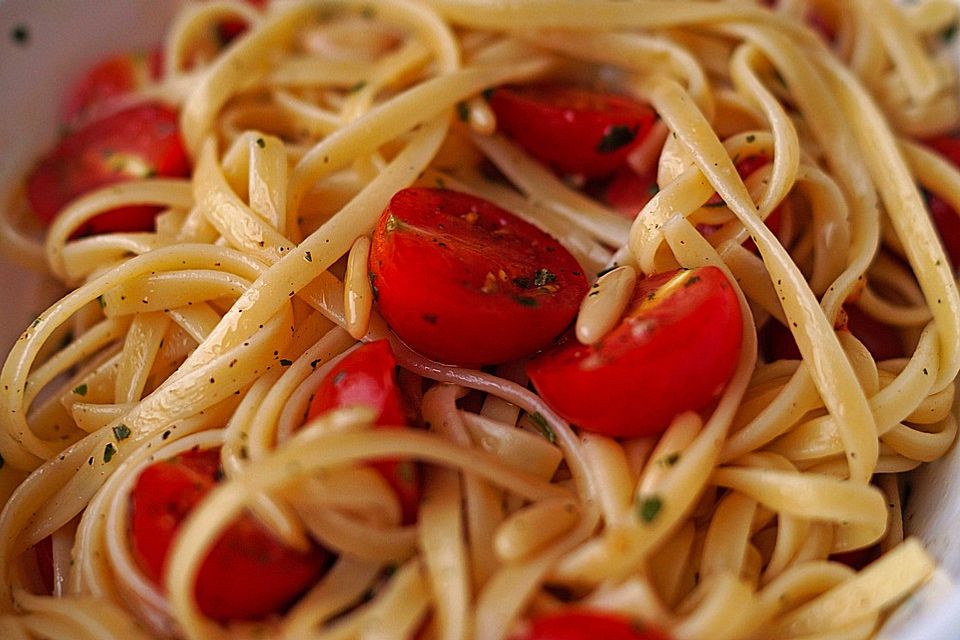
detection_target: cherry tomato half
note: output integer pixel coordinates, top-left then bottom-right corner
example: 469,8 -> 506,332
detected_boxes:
61,48 -> 163,127
528,267 -> 742,437
369,187 -> 588,366
511,611 -> 671,640
130,448 -> 327,622
307,339 -> 420,524
489,85 -> 657,178
26,103 -> 191,236
604,166 -> 660,219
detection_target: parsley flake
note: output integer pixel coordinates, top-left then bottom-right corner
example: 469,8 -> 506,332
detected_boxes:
73,384 -> 88,396
103,443 -> 117,463
596,124 -> 639,154
534,268 -> 557,287
304,251 -> 313,262
638,495 -> 663,523
528,412 -> 557,444
256,137 -> 266,148
113,424 -> 131,441
279,359 -> 293,367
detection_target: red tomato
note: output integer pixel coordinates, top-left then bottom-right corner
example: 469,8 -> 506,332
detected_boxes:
604,166 -> 660,219
511,611 -> 671,640
369,187 -> 588,366
34,536 -> 54,595
527,267 -> 742,437
922,134 -> 960,271
130,448 -> 326,621
307,339 -> 420,524
61,48 -> 163,126
489,85 -> 657,178
217,0 -> 268,43
763,306 -> 902,362
26,103 -> 190,236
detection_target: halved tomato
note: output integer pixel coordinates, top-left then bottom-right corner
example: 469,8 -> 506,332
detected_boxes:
369,188 -> 588,366
61,47 -> 163,126
489,85 -> 657,178
130,448 -> 326,621
26,103 -> 190,236
307,340 -> 420,524
528,267 -> 742,437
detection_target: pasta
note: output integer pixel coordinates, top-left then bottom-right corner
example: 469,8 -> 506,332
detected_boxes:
1,0 -> 959,638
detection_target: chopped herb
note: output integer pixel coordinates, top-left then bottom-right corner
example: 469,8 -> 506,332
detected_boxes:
456,101 -> 470,122
659,452 -> 680,467
333,371 -> 347,385
528,412 -> 557,444
31,317 -> 40,328
647,183 -> 660,196
368,272 -> 379,301
304,251 -> 313,262
596,124 -> 639,154
103,443 -> 117,463
435,176 -> 446,189
684,275 -> 702,287
704,199 -> 727,208
10,24 -> 29,46
280,359 -> 293,366
942,22 -> 958,43
97,295 -> 106,309
534,268 -> 557,287
512,295 -> 538,307
746,134 -> 756,143
637,495 -> 663,523
113,424 -> 131,441
360,4 -> 375,18
73,384 -> 88,396
588,290 -> 599,297
482,87 -> 495,101
348,81 -> 367,93
162,430 -> 171,440
256,137 -> 266,148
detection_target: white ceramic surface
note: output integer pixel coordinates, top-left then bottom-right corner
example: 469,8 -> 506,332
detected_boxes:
0,1 -> 958,638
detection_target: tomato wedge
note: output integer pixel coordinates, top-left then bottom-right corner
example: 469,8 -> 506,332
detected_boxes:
26,103 -> 190,236
604,166 -> 660,219
130,448 -> 326,621
369,187 -> 588,366
307,340 -> 420,524
61,48 -> 163,126
489,85 -> 657,178
528,267 -> 742,437
511,611 -> 671,640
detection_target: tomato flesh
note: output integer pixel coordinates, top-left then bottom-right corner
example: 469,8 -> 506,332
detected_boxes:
26,103 -> 190,236
528,267 -> 742,437
130,448 -> 326,621
511,611 -> 671,640
61,48 -> 163,126
369,188 -> 588,366
307,339 -> 420,524
489,85 -> 657,178
604,166 -> 660,219
921,133 -> 960,271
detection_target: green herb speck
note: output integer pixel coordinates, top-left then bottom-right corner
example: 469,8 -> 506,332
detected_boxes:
534,268 -> 557,287
73,384 -> 88,396
638,495 -> 663,523
596,124 -> 639,154
256,137 -> 265,149
103,443 -> 117,463
113,424 -> 131,441
528,412 -> 556,444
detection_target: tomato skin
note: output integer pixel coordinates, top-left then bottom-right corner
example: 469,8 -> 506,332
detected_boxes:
307,340 -> 420,524
34,536 -> 54,595
489,85 -> 657,178
369,188 -> 588,366
604,166 -> 660,219
26,103 -> 190,236
130,448 -> 326,622
527,267 -> 742,437
61,48 -> 163,126
511,611 -> 671,640
921,133 -> 960,271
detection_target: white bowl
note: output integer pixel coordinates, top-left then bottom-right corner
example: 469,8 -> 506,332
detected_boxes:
0,1 -> 958,638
